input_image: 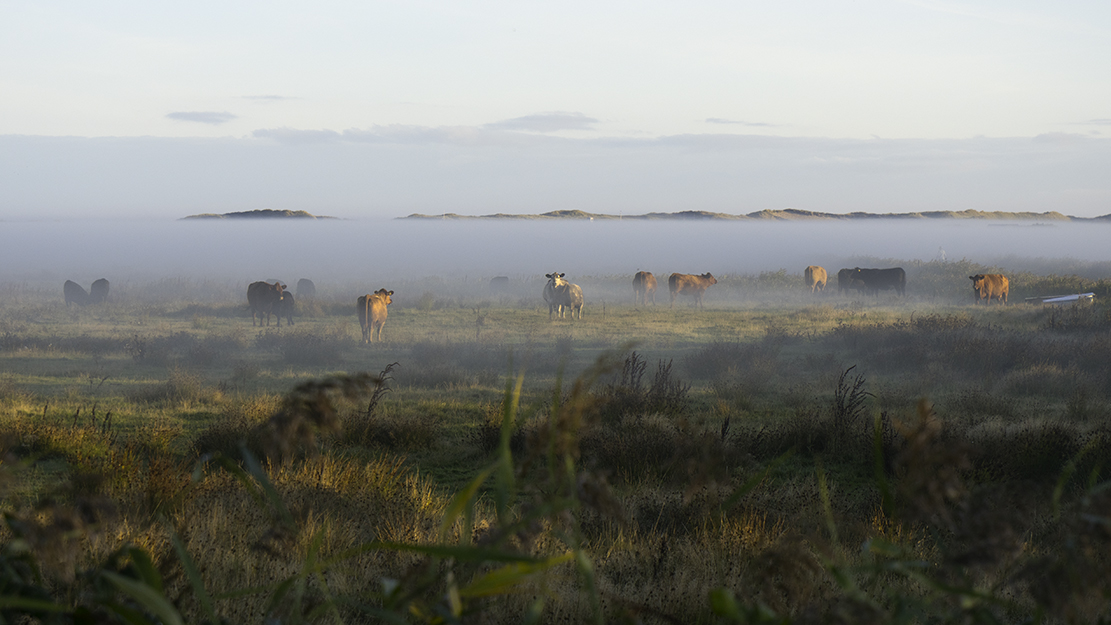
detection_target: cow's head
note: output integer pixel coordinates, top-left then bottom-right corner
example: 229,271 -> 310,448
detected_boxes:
702,273 -> 717,285
375,288 -> 394,305
546,272 -> 567,286
969,275 -> 986,291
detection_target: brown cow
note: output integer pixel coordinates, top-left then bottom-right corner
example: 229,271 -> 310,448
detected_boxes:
247,281 -> 285,326
543,272 -> 584,320
632,271 -> 657,306
63,280 -> 89,307
970,274 -> 1008,304
669,273 -> 717,310
357,289 -> 394,343
804,266 -> 827,294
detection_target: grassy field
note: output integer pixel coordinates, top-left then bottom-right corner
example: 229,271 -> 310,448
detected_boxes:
3,259 -> 1111,623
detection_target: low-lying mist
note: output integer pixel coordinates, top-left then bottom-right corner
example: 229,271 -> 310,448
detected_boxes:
2,218 -> 1108,295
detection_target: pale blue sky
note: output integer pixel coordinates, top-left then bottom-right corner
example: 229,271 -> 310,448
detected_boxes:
2,1 -> 1110,218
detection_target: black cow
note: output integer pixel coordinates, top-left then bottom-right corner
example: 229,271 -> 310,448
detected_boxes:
277,291 -> 295,326
63,280 -> 89,307
89,278 -> 110,304
836,268 -> 853,294
296,278 -> 316,299
851,267 -> 906,296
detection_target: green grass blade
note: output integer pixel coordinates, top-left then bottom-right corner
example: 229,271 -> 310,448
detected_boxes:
101,571 -> 184,625
439,464 -> 496,541
459,552 -> 573,598
169,530 -> 216,622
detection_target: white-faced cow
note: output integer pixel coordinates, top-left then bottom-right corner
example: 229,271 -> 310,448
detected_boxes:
357,289 -> 394,343
633,271 -> 657,306
668,273 -> 717,310
804,266 -> 827,294
543,272 -> 584,320
247,281 -> 285,326
970,274 -> 1008,305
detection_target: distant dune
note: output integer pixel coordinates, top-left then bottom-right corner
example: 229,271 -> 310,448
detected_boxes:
182,209 -> 336,220
401,208 -> 1111,221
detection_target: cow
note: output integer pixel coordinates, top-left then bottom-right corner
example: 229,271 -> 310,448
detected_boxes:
970,274 -> 1008,305
804,266 -> 827,294
247,281 -> 285,326
296,278 -> 316,299
543,272 -> 584,320
837,268 -> 854,294
490,276 -> 510,292
669,273 -> 717,310
88,278 -> 110,304
276,291 -> 296,325
357,289 -> 394,343
632,271 -> 657,306
63,280 -> 89,307
851,267 -> 906,296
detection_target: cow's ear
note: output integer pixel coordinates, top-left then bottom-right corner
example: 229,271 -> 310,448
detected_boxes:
559,273 -> 565,277
545,274 -> 552,279
388,290 -> 394,296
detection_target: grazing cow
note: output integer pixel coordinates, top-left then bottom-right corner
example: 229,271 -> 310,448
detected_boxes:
88,278 -> 110,304
296,278 -> 316,299
804,266 -> 827,294
276,291 -> 296,325
357,289 -> 394,343
543,272 -> 584,320
851,267 -> 906,296
837,268 -> 854,294
490,276 -> 510,292
632,271 -> 657,306
247,281 -> 285,326
970,274 -> 1008,305
669,273 -> 717,310
63,280 -> 89,307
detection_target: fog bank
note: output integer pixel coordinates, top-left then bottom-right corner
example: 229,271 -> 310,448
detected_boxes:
1,219 -> 1108,290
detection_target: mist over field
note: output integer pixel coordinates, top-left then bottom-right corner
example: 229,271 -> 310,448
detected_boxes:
1,218 -> 1109,292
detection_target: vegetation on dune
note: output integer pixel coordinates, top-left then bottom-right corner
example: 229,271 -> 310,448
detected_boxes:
2,259 -> 1111,622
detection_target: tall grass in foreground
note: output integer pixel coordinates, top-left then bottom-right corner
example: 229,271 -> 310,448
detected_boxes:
3,350 -> 1111,623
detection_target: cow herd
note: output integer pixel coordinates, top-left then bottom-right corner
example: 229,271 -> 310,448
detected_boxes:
58,265 -> 1010,345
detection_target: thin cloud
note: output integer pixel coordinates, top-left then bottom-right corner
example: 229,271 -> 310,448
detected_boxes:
484,112 -> 598,133
1082,119 -> 1111,125
166,111 -> 237,125
242,95 -> 298,101
706,118 -> 777,127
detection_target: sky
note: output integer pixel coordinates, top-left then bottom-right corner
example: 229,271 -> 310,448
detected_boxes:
2,1 -> 1110,219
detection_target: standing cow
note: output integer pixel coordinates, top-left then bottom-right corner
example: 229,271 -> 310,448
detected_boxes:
804,266 -> 827,294
247,281 -> 285,326
669,273 -> 717,310
358,289 -> 394,343
837,268 -> 854,294
632,271 -> 657,306
970,274 -> 1008,305
63,280 -> 89,307
851,268 -> 906,297
543,272 -> 584,320
276,291 -> 296,325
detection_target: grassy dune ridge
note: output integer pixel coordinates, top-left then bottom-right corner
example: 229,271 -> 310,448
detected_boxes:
2,259 -> 1111,622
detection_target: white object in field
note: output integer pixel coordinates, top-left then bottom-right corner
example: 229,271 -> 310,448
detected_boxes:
1037,293 -> 1095,304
